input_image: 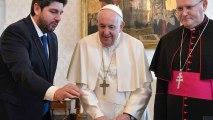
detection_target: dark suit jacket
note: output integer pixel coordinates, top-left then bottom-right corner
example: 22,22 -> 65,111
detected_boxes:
0,15 -> 58,120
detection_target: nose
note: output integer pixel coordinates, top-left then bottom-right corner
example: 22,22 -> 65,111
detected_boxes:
182,7 -> 190,14
181,8 -> 190,16
176,8 -> 189,17
55,13 -> 61,21
103,27 -> 110,34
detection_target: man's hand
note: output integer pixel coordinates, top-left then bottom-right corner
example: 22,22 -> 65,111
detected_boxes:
95,116 -> 109,120
54,83 -> 83,101
114,114 -> 130,120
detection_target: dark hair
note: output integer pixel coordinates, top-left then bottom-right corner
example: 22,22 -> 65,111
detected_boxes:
30,0 -> 68,16
99,0 -> 113,4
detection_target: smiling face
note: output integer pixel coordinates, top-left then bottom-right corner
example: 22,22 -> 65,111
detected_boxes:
97,9 -> 125,47
176,0 -> 208,29
33,1 -> 64,33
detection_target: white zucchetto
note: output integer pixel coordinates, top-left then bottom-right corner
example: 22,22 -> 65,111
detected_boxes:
100,4 -> 123,19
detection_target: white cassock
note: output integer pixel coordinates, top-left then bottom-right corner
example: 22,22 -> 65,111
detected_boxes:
67,32 -> 152,120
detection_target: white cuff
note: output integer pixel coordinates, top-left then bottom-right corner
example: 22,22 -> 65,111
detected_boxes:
44,86 -> 59,101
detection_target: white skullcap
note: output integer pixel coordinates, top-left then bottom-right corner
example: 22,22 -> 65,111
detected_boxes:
100,4 -> 123,19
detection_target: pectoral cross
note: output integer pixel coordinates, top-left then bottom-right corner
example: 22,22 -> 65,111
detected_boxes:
176,72 -> 183,89
100,79 -> 109,95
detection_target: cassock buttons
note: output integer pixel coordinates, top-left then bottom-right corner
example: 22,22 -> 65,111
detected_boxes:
184,111 -> 188,114
192,30 -> 195,33
191,36 -> 196,39
187,68 -> 191,71
184,104 -> 188,107
184,97 -> 188,100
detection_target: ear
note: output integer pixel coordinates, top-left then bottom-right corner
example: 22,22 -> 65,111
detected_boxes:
34,3 -> 41,15
120,21 -> 125,32
203,0 -> 208,12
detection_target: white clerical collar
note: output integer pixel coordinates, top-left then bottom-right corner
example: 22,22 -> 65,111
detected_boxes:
30,15 -> 47,37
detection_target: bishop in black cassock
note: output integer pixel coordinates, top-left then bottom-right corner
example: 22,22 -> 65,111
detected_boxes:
150,16 -> 213,120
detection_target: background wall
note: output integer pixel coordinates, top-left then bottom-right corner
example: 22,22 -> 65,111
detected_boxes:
1,0 -> 213,119
0,0 -> 5,34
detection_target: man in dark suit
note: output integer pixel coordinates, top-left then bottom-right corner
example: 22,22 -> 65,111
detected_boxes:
0,0 -> 82,120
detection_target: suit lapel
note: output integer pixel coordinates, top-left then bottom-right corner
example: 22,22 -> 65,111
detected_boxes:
46,34 -> 58,82
47,35 -> 53,78
32,35 -> 50,75
25,15 -> 50,78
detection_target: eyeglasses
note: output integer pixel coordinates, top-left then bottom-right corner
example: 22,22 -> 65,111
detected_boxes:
175,0 -> 203,13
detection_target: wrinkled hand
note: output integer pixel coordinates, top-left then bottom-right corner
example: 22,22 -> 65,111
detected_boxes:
54,83 -> 83,101
95,116 -> 109,120
114,114 -> 130,120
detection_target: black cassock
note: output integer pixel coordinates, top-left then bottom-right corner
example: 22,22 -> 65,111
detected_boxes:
150,16 -> 213,120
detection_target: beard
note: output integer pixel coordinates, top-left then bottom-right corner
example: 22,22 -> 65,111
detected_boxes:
38,16 -> 58,33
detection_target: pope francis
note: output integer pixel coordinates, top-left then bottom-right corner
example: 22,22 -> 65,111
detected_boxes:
67,4 -> 152,120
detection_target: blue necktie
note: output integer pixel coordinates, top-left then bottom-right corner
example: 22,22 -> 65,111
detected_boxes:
41,35 -> 48,59
43,101 -> 50,115
41,35 -> 49,115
